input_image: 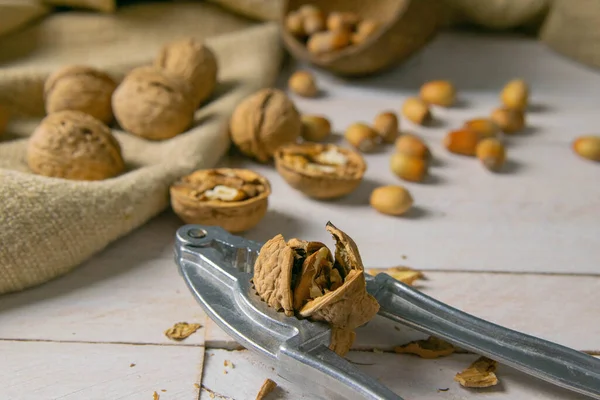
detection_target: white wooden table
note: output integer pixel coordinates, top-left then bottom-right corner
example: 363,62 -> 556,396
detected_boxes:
1,31 -> 599,400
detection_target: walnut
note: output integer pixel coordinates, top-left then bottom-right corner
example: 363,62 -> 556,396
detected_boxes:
155,37 -> 218,108
44,65 -> 117,124
170,168 -> 271,233
274,142 -> 366,199
253,222 -> 380,356
112,66 -> 195,140
229,88 -> 302,163
26,110 -> 125,180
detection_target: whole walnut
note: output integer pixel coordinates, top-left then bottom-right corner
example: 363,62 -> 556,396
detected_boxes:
44,65 -> 117,124
26,110 -> 125,181
112,66 -> 195,140
154,37 -> 218,108
229,88 -> 302,163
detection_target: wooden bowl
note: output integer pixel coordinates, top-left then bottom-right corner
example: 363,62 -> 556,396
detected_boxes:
281,0 -> 443,77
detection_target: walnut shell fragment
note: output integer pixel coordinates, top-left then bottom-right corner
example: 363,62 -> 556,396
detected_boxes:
26,110 -> 124,181
229,88 -> 302,163
112,66 -> 195,140
155,37 -> 218,108
253,222 -> 379,356
274,142 -> 366,199
394,336 -> 455,359
170,168 -> 271,233
367,266 -> 424,286
164,322 -> 202,341
454,356 -> 499,388
44,65 -> 117,124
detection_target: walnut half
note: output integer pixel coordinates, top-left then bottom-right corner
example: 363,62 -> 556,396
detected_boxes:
253,222 -> 379,356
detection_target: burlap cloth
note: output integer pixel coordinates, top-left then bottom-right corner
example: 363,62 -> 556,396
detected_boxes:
0,1 -> 283,295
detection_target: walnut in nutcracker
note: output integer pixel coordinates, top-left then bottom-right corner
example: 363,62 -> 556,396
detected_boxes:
274,142 -> 366,199
155,37 -> 218,108
229,88 -> 302,163
44,65 -> 117,124
170,168 -> 271,233
26,110 -> 125,180
253,222 -> 380,356
112,66 -> 195,140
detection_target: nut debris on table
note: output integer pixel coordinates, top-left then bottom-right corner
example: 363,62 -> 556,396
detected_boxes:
255,378 -> 277,400
367,266 -> 424,286
454,356 -> 499,388
164,322 -> 202,341
394,336 -> 456,359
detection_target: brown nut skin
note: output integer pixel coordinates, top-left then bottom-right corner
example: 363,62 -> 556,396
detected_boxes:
373,112 -> 399,144
112,66 -> 195,140
229,88 -> 302,163
274,143 -> 366,199
301,115 -> 331,142
402,97 -> 431,125
345,123 -> 379,153
307,30 -> 351,55
500,79 -> 529,111
0,104 -> 9,137
390,153 -> 427,182
476,138 -> 506,171
463,118 -> 499,139
288,70 -> 318,97
572,135 -> 600,162
352,19 -> 380,45
326,11 -> 360,32
154,37 -> 218,108
395,134 -> 430,159
169,168 -> 271,233
444,129 -> 480,156
420,80 -> 457,107
285,11 -> 306,37
490,107 -> 525,134
26,110 -> 124,181
370,185 -> 414,216
44,65 -> 117,124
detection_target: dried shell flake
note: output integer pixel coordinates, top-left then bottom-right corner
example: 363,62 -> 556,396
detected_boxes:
394,336 -> 456,359
454,356 -> 499,388
164,322 -> 202,341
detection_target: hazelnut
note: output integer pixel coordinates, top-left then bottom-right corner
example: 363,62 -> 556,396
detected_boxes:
344,123 -> 379,153
303,12 -> 326,36
307,30 -> 351,55
500,79 -> 528,111
373,112 -> 399,144
288,70 -> 318,98
370,185 -> 414,216
352,19 -> 380,45
0,105 -> 9,137
112,66 -> 195,140
491,107 -> 525,134
26,110 -> 124,181
419,80 -> 456,107
154,37 -> 218,108
463,118 -> 499,139
402,97 -> 431,125
572,136 -> 600,162
298,4 -> 322,17
229,88 -> 302,163
44,65 -> 117,124
395,134 -> 429,159
301,115 -> 331,142
390,153 -> 427,182
286,11 -> 306,37
476,138 -> 506,171
444,129 -> 480,156
326,11 -> 360,32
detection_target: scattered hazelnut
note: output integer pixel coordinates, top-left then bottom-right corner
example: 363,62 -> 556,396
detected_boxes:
0,105 -> 9,137
390,153 -> 427,182
301,115 -> 331,142
285,11 -> 305,37
476,138 -> 506,171
572,135 -> 600,162
500,79 -> 529,111
444,129 -> 480,156
373,111 -> 399,144
326,11 -> 360,32
44,65 -> 117,124
420,80 -> 456,107
463,118 -> 499,139
298,4 -> 322,18
303,12 -> 326,36
288,70 -> 318,98
491,107 -> 525,134
344,123 -> 379,153
401,97 -> 431,125
370,185 -> 414,216
395,134 -> 430,159
307,30 -> 351,55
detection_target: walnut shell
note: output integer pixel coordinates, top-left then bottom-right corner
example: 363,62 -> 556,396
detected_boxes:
44,65 -> 117,124
26,110 -> 125,181
155,37 -> 218,108
112,66 -> 195,140
274,142 -> 366,199
229,88 -> 302,163
170,168 -> 271,233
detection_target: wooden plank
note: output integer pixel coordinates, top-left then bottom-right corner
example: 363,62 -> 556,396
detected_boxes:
0,341 -> 203,400
0,212 -> 206,345
205,272 -> 600,352
201,348 -> 594,400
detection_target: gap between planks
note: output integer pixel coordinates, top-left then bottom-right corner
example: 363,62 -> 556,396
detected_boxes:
0,337 -> 205,348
